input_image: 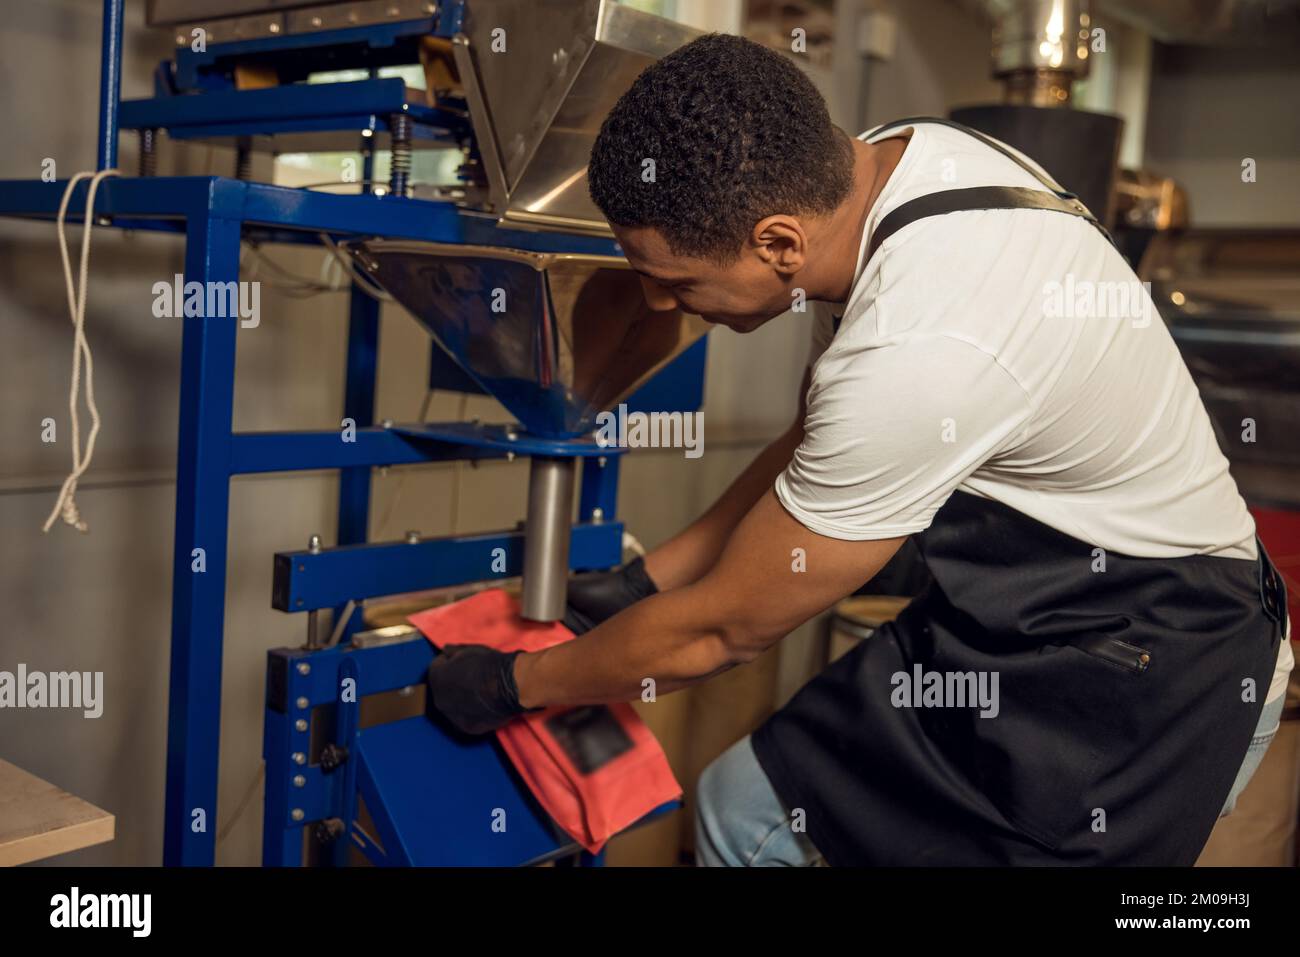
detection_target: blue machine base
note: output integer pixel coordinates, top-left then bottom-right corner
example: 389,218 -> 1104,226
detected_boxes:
355,716 -> 678,866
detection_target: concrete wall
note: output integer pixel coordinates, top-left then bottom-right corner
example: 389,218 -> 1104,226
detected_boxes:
1144,42 -> 1300,227
861,0 -> 1002,129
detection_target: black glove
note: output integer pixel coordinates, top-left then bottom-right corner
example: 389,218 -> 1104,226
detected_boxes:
425,645 -> 538,735
563,556 -> 659,635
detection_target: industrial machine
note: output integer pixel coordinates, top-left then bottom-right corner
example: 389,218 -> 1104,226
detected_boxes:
0,0 -> 707,865
955,0 -> 1124,228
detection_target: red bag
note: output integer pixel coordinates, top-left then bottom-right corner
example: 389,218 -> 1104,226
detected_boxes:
409,589 -> 681,854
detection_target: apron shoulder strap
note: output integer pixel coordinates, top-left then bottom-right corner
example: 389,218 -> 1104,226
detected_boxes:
863,117 -> 1117,264
867,185 -> 1110,262
866,115 -> 1074,196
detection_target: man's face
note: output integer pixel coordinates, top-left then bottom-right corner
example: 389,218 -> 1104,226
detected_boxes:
613,225 -> 795,333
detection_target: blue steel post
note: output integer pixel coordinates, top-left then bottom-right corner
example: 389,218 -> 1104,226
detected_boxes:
331,656 -> 362,867
337,288 -> 379,547
579,455 -> 620,525
262,708 -> 305,864
97,0 -> 124,171
333,141 -> 379,646
328,142 -> 378,860
163,212 -> 242,866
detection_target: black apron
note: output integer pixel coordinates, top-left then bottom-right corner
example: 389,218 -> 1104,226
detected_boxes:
750,119 -> 1289,866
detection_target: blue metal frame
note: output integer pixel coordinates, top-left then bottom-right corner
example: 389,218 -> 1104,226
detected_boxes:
97,0 -> 124,170
0,0 -> 704,867
172,16 -> 451,93
119,77 -> 464,147
273,523 -> 626,613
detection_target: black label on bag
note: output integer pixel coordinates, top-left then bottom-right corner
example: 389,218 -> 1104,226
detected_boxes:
545,706 -> 634,775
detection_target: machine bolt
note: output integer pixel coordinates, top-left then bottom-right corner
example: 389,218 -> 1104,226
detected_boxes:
314,818 -> 345,843
597,456 -> 607,468
292,752 -> 306,765
293,774 -> 306,788
591,507 -> 604,523
406,530 -> 421,544
295,719 -> 308,732
296,696 -> 309,710
308,534 -> 322,554
320,744 -> 350,772
291,808 -> 305,822
296,662 -> 311,676
506,451 -> 516,463
381,418 -> 394,429
505,428 -> 518,441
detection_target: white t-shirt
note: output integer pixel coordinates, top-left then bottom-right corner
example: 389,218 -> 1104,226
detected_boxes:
775,121 -> 1293,700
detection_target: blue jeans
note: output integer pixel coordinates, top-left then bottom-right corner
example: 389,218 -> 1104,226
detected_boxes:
695,695 -> 1285,866
695,735 -> 823,866
1219,693 -> 1284,817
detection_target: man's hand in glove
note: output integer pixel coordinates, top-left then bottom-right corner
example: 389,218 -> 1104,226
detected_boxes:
563,556 -> 659,635
426,645 -> 539,735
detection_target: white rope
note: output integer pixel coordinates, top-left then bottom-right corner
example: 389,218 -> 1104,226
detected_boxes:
43,168 -> 119,534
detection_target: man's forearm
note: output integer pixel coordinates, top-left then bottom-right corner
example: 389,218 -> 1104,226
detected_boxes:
514,582 -> 746,709
511,490 -> 905,715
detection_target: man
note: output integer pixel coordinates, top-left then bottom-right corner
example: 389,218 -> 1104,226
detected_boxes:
427,34 -> 1292,865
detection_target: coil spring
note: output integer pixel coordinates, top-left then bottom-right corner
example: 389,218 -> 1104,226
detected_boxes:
389,113 -> 413,197
235,143 -> 253,182
138,128 -> 158,178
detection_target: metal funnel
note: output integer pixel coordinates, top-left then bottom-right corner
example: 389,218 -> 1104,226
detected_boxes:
452,0 -> 704,234
349,239 -> 710,438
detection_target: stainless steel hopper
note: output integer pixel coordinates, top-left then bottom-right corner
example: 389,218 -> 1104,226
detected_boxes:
349,239 -> 709,439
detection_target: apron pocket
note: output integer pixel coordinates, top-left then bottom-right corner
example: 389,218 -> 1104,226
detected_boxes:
940,639 -> 1148,851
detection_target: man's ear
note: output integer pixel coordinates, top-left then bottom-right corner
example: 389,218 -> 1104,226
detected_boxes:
750,215 -> 807,275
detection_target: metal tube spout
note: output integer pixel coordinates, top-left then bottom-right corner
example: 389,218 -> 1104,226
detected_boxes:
520,456 -> 577,622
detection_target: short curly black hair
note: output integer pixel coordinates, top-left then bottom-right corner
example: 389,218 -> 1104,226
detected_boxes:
588,33 -> 854,262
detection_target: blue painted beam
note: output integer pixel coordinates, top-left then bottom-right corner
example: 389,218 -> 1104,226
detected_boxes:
119,77 -> 439,129
337,289 -> 381,545
0,177 -> 620,257
173,17 -> 445,91
163,213 -> 242,867
229,427 -> 508,474
151,114 -> 456,143
579,456 -> 620,523
273,524 -> 625,612
97,0 -> 124,170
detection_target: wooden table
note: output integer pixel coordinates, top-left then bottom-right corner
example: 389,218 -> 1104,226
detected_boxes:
0,758 -> 114,865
